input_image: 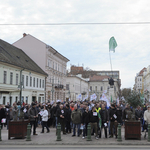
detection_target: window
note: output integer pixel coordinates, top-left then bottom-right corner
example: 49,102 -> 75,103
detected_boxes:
3,71 -> 7,84
37,78 -> 38,88
53,62 -> 54,69
56,63 -> 57,70
66,84 -> 69,90
22,75 -> 24,86
114,86 -> 116,91
33,77 -> 35,87
15,97 -> 18,103
95,86 -> 97,91
42,80 -> 44,88
101,86 -> 103,91
40,79 -> 41,88
90,86 -> 92,91
30,76 -> 32,87
26,97 -> 28,104
16,74 -> 18,85
58,64 -> 59,71
3,97 -> 6,105
22,96 -> 24,102
10,72 -> 13,84
26,76 -> 28,86
38,97 -> 41,103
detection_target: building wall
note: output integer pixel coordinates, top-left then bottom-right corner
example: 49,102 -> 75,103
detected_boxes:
0,63 -> 45,105
66,76 -> 88,101
13,35 -> 46,71
13,34 -> 69,102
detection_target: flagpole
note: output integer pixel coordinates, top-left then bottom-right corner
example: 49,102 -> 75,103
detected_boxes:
109,51 -> 113,77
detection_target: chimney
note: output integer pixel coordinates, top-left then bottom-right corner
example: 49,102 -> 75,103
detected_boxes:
23,33 -> 27,37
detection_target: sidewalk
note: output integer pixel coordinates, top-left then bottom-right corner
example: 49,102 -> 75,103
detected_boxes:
0,126 -> 150,145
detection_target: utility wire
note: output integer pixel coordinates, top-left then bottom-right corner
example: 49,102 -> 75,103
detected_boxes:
1,22 -> 150,25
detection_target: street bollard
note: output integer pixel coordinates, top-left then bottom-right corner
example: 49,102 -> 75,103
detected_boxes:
26,123 -> 31,141
148,124 -> 150,142
56,123 -> 61,141
0,125 -> 2,141
117,124 -> 122,142
87,123 -> 92,141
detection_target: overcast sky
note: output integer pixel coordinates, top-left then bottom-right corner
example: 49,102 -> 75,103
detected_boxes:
0,0 -> 150,89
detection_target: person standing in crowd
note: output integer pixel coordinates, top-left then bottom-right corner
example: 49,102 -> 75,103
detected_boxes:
5,106 -> 13,129
144,105 -> 150,125
56,104 -> 66,134
142,103 -> 149,132
12,102 -> 18,121
71,104 -> 82,137
109,104 -> 118,138
89,106 -> 99,140
65,104 -> 71,134
81,105 -> 90,139
122,103 -> 132,121
70,103 -> 75,111
41,105 -> 50,133
95,103 -> 101,135
0,104 -> 5,129
116,104 -> 122,125
99,104 -> 109,138
135,105 -> 143,122
28,102 -> 38,135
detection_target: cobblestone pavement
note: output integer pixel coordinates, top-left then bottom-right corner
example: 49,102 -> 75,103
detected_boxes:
0,125 -> 150,145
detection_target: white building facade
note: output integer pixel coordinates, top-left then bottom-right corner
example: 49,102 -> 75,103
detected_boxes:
13,34 -> 69,102
65,75 -> 89,101
143,66 -> 150,100
0,64 -> 46,105
0,39 -> 47,105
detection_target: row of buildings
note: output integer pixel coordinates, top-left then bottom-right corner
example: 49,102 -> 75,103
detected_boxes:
0,33 -> 121,105
134,66 -> 150,101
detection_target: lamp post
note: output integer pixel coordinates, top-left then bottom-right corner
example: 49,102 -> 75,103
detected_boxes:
19,69 -> 24,106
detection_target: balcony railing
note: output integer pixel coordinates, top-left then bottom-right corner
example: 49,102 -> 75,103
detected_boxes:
55,84 -> 64,89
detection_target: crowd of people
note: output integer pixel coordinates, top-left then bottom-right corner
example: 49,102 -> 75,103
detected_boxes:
0,100 -> 150,140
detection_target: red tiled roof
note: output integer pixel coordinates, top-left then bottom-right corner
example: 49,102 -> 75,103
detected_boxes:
89,75 -> 109,82
139,67 -> 146,75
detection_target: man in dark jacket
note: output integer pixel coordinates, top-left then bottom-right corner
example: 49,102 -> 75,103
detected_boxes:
71,104 -> 82,137
135,106 -> 143,121
65,104 -> 71,133
109,104 -> 118,138
99,104 -> 109,138
116,104 -> 122,124
89,106 -> 99,139
56,104 -> 66,134
28,103 -> 38,135
81,106 -> 90,138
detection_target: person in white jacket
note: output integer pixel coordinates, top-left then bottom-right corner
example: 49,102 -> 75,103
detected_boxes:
41,106 -> 50,133
144,105 -> 150,125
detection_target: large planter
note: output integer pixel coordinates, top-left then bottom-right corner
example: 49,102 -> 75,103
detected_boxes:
125,121 -> 141,140
8,120 -> 29,139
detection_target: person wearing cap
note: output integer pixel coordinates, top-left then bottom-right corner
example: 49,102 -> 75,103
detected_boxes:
28,102 -> 38,135
144,105 -> 150,125
109,104 -> 118,138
